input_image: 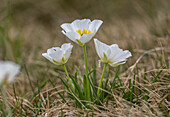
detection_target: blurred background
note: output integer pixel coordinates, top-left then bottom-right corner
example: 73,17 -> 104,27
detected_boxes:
0,0 -> 170,65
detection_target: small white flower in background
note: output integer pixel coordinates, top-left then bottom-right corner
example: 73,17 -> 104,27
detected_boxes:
0,61 -> 20,86
42,43 -> 73,65
61,19 -> 103,46
94,39 -> 132,67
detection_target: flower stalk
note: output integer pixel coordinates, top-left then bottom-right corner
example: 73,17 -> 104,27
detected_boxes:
63,64 -> 74,90
83,45 -> 91,101
97,63 -> 107,96
83,45 -> 88,76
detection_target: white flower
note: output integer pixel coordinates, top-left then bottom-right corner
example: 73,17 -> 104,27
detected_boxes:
42,43 -> 73,65
61,19 -> 103,46
94,39 -> 132,67
0,61 -> 20,86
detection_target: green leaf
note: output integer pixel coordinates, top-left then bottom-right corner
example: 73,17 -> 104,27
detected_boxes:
69,74 -> 84,100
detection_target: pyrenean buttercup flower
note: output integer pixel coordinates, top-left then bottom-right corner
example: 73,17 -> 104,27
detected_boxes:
94,39 -> 132,67
61,19 -> 103,46
42,43 -> 73,65
0,61 -> 20,86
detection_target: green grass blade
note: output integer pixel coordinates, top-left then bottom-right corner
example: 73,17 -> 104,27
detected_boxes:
30,79 -> 48,102
152,66 -> 165,83
48,79 -> 67,104
69,74 -> 84,100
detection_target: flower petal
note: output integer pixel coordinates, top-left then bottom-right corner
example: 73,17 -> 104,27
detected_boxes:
79,33 -> 94,44
47,47 -> 59,54
61,43 -> 71,51
95,39 -> 110,59
89,20 -> 103,33
94,39 -> 105,60
48,48 -> 63,63
113,50 -> 132,63
8,64 -> 20,83
42,53 -> 54,64
72,19 -> 91,31
0,61 -> 20,85
108,45 -> 132,66
109,61 -> 126,67
65,45 -> 73,60
107,44 -> 120,61
61,23 -> 75,32
102,42 -> 110,57
62,32 -> 81,43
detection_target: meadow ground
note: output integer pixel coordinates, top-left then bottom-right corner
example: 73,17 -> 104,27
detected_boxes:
0,0 -> 170,116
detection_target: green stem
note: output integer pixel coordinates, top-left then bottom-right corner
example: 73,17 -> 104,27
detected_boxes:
97,63 -> 107,96
83,45 -> 88,76
63,64 -> 74,90
1,86 -> 12,117
83,45 -> 91,101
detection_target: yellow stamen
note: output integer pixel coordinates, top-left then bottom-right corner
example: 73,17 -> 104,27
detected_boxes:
76,29 -> 81,35
88,30 -> 91,34
63,53 -> 65,56
76,29 -> 91,36
82,29 -> 87,34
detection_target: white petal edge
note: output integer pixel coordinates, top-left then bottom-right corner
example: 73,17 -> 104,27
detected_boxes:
8,64 -> 20,83
61,43 -> 72,51
61,23 -> 75,32
62,32 -> 81,43
113,50 -> 132,63
64,45 -> 73,60
94,38 -> 104,60
89,20 -> 103,33
72,19 -> 91,31
107,44 -> 120,61
42,53 -> 55,64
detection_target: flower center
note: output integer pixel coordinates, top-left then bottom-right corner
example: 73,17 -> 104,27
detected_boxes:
76,29 -> 91,36
62,53 -> 66,62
